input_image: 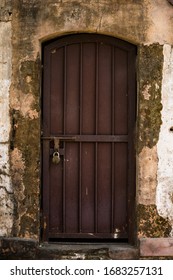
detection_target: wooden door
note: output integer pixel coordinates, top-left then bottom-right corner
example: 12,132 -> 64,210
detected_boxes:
42,34 -> 136,242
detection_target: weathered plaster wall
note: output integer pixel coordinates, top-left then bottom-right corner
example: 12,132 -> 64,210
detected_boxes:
157,45 -> 173,236
0,1 -> 13,236
0,0 -> 173,250
147,0 -> 173,44
35,0 -> 148,46
136,0 -> 173,239
136,43 -> 173,238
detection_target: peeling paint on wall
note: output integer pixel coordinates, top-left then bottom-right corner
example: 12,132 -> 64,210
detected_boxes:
157,44 -> 173,236
11,60 -> 40,119
0,145 -> 13,236
0,19 -> 13,236
137,146 -> 157,205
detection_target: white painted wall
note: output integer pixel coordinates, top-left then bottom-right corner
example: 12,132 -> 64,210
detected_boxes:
157,44 -> 173,235
0,22 -> 13,236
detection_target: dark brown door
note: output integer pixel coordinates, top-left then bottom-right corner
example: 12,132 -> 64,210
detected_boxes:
42,34 -> 136,242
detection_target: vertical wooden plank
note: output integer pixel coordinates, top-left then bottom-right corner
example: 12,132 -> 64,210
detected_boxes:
113,47 -> 129,238
95,43 -> 99,233
66,44 -> 80,134
79,43 -> 83,135
97,43 -> 112,233
95,43 -> 99,135
63,46 -> 67,232
111,46 -> 115,135
63,46 -> 67,135
49,158 -> 63,233
65,143 -> 79,233
113,143 -> 128,236
50,47 -> 64,135
97,143 -> 112,233
111,46 -> 115,233
49,47 -> 64,233
82,43 -> 96,134
42,47 -> 51,136
114,48 -> 128,135
95,142 -> 98,234
79,44 -> 83,232
81,43 -> 96,234
42,141 -> 50,241
81,143 -> 95,232
98,44 -> 112,135
79,142 -> 82,232
111,142 -> 115,234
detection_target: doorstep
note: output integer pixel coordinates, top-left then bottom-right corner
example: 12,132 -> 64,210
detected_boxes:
37,243 -> 139,260
0,238 -> 139,260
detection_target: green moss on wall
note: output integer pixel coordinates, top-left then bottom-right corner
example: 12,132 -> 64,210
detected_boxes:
10,58 -> 40,238
137,204 -> 172,238
137,44 -> 163,153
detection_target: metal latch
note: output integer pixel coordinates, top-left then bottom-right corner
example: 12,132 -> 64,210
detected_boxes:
52,138 -> 60,165
41,136 -> 76,165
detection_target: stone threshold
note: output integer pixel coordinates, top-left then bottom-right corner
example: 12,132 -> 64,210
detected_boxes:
0,238 -> 139,260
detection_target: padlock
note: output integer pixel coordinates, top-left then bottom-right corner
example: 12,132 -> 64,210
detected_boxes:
52,151 -> 61,165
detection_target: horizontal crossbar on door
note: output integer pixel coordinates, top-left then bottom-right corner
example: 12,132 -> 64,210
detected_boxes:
41,135 -> 128,142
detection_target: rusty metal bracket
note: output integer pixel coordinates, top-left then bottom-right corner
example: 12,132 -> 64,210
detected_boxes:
54,137 -> 60,151
41,136 -> 76,141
